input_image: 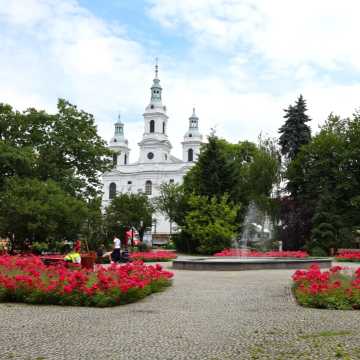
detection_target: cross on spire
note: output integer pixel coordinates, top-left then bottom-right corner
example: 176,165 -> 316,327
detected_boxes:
155,57 -> 159,78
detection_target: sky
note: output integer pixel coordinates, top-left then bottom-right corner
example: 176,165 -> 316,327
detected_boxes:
1,0 -> 360,160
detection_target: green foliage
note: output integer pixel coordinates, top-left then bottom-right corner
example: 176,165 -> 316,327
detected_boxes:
308,246 -> 328,257
286,113 -> 360,251
31,242 -> 49,255
105,193 -> 154,241
277,95 -> 312,250
0,100 -> 113,197
184,135 -> 280,224
279,94 -> 311,161
0,177 -> 88,248
184,135 -> 240,200
181,194 -> 239,255
0,100 -> 112,248
154,183 -> 188,226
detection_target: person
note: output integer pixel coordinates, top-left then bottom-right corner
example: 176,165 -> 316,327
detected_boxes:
111,235 -> 121,263
74,239 -> 82,252
96,244 -> 105,264
64,248 -> 81,264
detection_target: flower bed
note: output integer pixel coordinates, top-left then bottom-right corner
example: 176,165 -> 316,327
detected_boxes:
292,264 -> 360,310
336,250 -> 360,262
214,249 -> 309,258
130,251 -> 177,262
0,256 -> 173,307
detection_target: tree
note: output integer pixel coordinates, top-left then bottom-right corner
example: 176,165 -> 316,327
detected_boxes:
0,100 -> 113,197
184,135 -> 239,200
154,183 -> 188,228
277,95 -> 312,250
181,194 -> 239,255
0,100 -> 113,248
284,112 -> 360,252
0,177 -> 88,250
105,193 -> 154,241
279,95 -> 311,161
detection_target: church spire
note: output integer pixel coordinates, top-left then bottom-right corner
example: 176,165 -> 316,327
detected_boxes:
150,58 -> 162,104
189,107 -> 199,129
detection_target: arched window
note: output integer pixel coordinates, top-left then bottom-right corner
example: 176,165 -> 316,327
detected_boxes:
109,183 -> 116,199
150,120 -> 155,133
112,154 -> 117,166
162,122 -> 165,134
124,154 -> 127,165
188,148 -> 194,162
145,180 -> 152,195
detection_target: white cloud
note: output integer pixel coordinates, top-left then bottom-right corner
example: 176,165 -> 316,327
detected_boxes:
148,0 -> 360,71
0,0 -> 150,142
0,0 -> 360,165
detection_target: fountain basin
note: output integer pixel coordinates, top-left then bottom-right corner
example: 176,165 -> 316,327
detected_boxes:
172,257 -> 332,271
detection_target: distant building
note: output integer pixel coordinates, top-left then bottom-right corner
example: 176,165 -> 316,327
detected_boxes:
102,63 -> 203,238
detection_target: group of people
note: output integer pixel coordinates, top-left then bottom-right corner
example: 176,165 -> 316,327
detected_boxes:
96,230 -> 135,264
63,230 -> 137,265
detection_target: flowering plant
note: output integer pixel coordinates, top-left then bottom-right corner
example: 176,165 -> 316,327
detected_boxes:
292,264 -> 360,310
130,251 -> 177,262
336,250 -> 360,262
0,256 -> 173,307
214,249 -> 309,258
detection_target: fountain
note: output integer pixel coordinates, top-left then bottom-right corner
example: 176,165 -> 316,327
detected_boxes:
173,202 -> 331,271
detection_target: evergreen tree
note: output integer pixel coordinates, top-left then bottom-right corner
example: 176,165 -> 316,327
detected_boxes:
279,95 -> 311,161
184,135 -> 239,200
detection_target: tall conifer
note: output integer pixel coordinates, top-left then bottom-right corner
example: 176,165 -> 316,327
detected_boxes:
279,95 -> 311,161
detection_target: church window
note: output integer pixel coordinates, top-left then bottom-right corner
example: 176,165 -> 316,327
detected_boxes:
109,183 -> 116,199
188,148 -> 194,162
189,133 -> 192,137
124,154 -> 127,165
113,154 -> 117,166
145,180 -> 152,195
162,122 -> 165,134
150,120 -> 155,133
165,154 -> 167,160
127,181 -> 132,185
151,104 -> 154,109
169,179 -> 174,183
147,152 -> 154,160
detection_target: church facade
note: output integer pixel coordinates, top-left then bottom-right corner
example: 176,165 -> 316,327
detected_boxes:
102,65 -> 203,236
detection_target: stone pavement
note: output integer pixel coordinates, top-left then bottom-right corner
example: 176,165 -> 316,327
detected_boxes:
1,263 -> 360,360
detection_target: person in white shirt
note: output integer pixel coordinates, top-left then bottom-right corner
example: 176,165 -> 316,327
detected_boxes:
111,236 -> 121,263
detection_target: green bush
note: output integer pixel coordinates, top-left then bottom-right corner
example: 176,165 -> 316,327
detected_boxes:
309,246 -> 328,257
181,194 -> 239,255
172,231 -> 199,254
31,242 -> 49,255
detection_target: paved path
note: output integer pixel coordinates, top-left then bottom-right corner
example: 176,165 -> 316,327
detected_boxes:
1,263 -> 360,360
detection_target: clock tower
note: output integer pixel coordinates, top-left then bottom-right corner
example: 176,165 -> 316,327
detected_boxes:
138,61 -> 172,163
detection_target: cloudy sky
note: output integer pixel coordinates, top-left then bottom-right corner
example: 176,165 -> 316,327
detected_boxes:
1,0 -> 360,159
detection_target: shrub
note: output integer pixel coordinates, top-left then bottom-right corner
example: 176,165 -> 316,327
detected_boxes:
292,264 -> 360,310
0,256 -> 173,307
137,242 -> 150,252
309,246 -> 328,257
182,194 -> 239,255
31,242 -> 49,255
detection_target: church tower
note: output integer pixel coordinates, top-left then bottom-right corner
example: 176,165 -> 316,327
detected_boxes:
182,108 -> 202,162
109,115 -> 130,167
138,61 -> 172,163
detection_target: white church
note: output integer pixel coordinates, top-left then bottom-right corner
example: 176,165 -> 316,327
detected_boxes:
102,64 -> 203,239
